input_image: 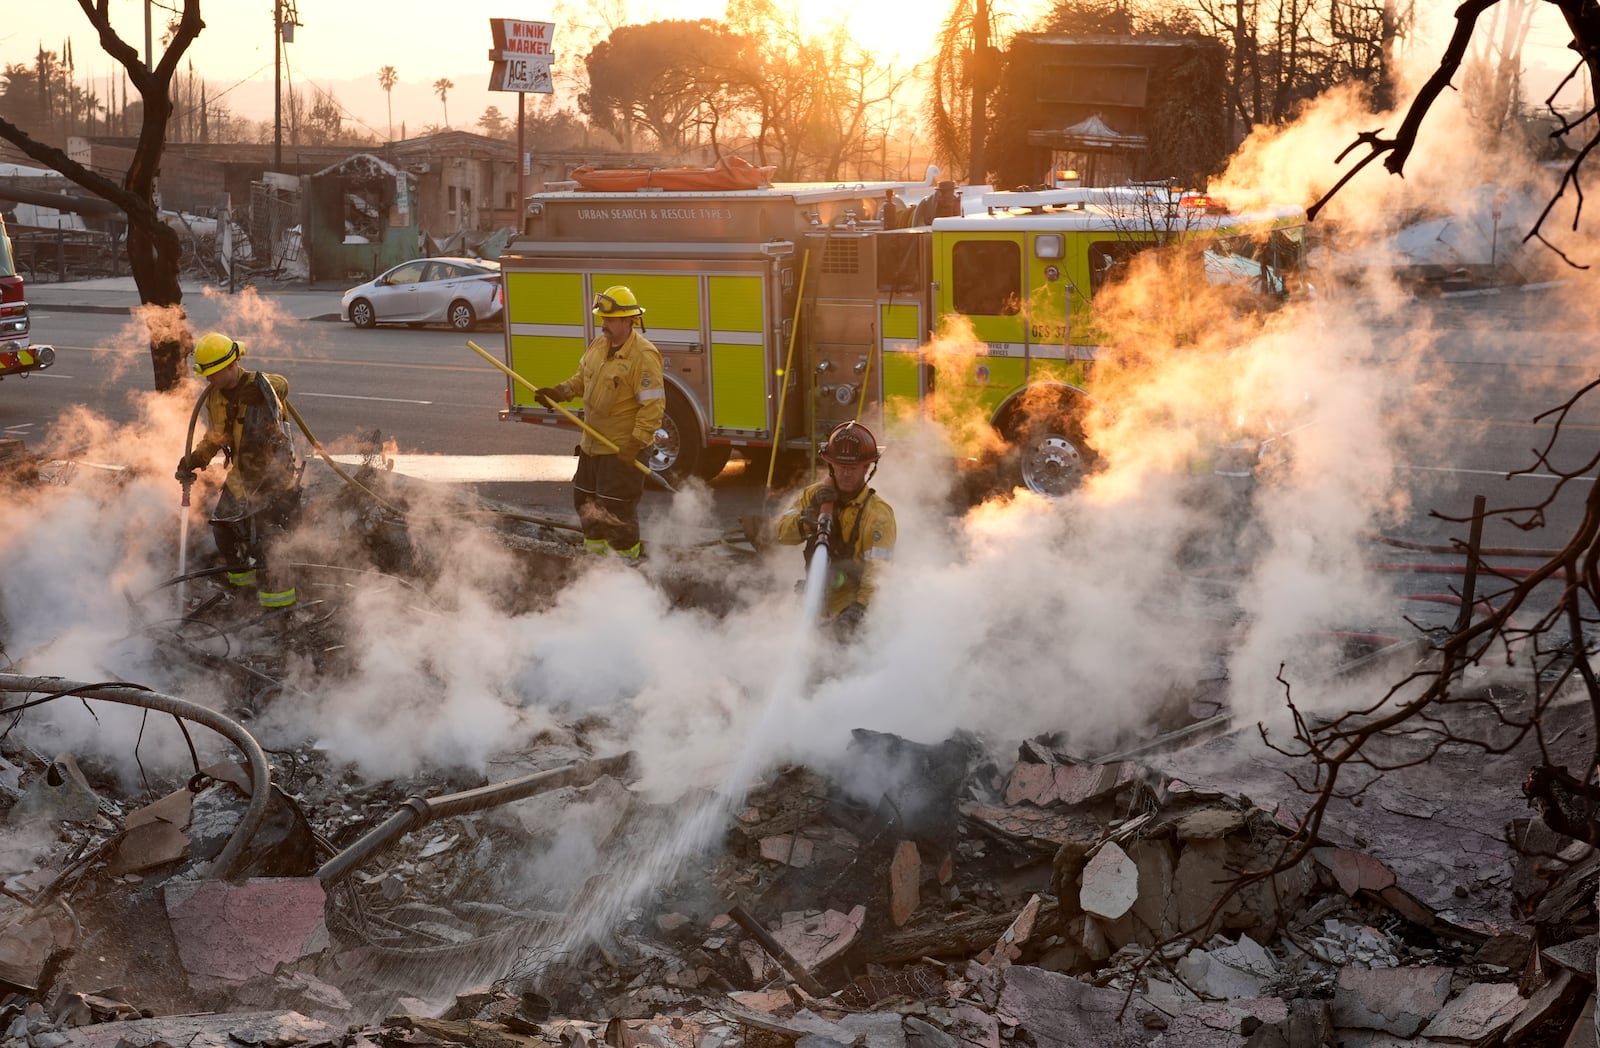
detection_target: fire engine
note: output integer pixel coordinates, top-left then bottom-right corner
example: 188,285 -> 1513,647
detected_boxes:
494,169 -> 1307,495
0,214 -> 55,382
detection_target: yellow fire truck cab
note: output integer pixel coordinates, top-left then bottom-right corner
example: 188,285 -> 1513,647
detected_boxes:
495,172 -> 1308,495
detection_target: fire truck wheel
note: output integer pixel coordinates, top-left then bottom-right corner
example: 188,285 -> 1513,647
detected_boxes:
997,397 -> 1098,499
646,391 -> 729,482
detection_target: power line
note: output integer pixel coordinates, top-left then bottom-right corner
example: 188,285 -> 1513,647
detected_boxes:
302,77 -> 388,140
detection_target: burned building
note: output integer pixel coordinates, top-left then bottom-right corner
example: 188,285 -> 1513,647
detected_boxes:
988,35 -> 1232,190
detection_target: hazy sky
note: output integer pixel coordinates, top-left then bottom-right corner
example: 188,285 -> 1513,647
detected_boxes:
0,1 -> 1589,140
0,0 -> 958,137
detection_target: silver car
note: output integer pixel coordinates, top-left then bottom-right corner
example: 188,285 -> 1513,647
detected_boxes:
341,257 -> 504,331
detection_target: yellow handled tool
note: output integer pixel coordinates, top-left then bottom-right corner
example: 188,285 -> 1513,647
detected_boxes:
465,340 -> 676,493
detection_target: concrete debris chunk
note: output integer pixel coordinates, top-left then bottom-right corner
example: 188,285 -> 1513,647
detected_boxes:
1004,760 -> 1136,808
942,1001 -> 1000,1048
1079,842 -> 1138,920
163,877 -> 329,989
728,989 -> 793,1014
1148,997 -> 1288,1046
13,753 -> 106,826
1103,839 -> 1176,948
1545,934 -> 1600,976
889,841 -> 921,928
1170,806 -> 1246,840
988,893 -> 1042,962
1171,837 -> 1311,941
1313,846 -> 1398,897
903,1016 -> 961,1048
46,1010 -> 342,1048
995,965 -> 1152,1045
1418,981 -> 1525,1040
769,906 -> 865,971
1331,965 -> 1451,1037
1175,936 -> 1279,999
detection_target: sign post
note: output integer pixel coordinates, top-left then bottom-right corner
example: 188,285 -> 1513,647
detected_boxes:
489,18 -> 557,222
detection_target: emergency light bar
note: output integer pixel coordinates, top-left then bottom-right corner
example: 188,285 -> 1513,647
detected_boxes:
1179,194 -> 1230,214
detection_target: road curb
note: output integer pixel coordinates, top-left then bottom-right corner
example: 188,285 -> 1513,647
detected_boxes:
35,302 -> 343,323
31,303 -> 133,315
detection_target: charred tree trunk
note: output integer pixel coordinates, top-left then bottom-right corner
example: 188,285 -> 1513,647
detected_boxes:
0,0 -> 201,392
124,215 -> 186,390
123,67 -> 189,392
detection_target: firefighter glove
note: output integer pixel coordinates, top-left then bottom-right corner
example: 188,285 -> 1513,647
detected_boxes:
533,386 -> 561,407
834,602 -> 867,635
740,514 -> 771,552
813,484 -> 840,510
615,437 -> 646,461
175,451 -> 206,480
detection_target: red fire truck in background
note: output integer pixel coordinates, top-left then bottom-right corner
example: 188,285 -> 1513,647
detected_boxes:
0,214 -> 55,380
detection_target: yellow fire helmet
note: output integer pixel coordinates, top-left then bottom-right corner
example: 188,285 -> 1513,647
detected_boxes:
592,285 -> 645,318
192,332 -> 244,377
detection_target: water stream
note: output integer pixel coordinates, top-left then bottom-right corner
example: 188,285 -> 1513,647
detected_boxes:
489,544 -> 839,995
175,496 -> 191,617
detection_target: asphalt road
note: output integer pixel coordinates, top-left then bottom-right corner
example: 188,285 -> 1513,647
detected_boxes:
5,287 -> 1598,551
2,305 -> 778,525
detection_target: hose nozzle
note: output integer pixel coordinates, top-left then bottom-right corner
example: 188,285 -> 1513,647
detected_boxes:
804,507 -> 834,562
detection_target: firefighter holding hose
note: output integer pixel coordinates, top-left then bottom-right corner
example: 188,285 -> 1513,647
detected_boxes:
174,332 -> 302,613
757,421 -> 896,637
532,286 -> 665,561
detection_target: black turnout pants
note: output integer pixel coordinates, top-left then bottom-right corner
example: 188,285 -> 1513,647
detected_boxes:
573,448 -> 646,554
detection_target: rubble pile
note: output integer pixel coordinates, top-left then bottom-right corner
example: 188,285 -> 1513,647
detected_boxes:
1,450 -> 1598,1045
0,690 -> 1595,1048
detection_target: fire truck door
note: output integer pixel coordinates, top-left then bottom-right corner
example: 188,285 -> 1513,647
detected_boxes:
934,232 -> 1029,395
707,274 -> 768,433
1023,232 -> 1074,364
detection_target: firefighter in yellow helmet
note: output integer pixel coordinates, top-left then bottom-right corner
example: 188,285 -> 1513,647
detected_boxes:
532,286 -> 665,560
174,332 -> 302,612
770,421 -> 896,637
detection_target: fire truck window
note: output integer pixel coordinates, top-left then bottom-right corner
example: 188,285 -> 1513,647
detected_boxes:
952,241 -> 1021,316
1087,240 -> 1155,298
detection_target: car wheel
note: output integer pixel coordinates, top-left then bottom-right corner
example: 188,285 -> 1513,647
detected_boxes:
349,299 -> 376,329
448,300 -> 477,331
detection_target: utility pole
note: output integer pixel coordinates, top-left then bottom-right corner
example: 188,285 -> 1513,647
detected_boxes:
273,0 -> 300,169
273,0 -> 282,168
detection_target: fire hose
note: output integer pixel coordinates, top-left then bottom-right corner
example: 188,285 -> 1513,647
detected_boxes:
0,674 -> 271,880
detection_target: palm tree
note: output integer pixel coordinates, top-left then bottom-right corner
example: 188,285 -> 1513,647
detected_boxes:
433,77 -> 453,128
927,0 -> 996,183
378,65 -> 397,141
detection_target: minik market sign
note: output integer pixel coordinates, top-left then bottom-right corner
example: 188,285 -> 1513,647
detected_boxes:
488,19 -> 555,93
